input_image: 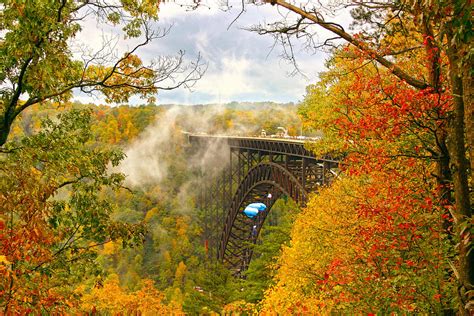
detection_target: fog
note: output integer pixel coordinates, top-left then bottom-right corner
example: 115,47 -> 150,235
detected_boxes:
119,105 -> 232,188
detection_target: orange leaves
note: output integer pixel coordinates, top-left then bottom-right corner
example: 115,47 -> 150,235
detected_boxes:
262,119 -> 454,312
1,110 -> 147,313
84,54 -> 158,104
176,216 -> 190,237
80,275 -> 181,314
222,300 -> 257,315
315,46 -> 452,171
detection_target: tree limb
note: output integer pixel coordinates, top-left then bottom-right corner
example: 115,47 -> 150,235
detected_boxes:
264,0 -> 430,90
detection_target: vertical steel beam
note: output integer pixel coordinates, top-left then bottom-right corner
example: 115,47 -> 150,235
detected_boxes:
229,149 -> 233,200
302,158 -> 307,202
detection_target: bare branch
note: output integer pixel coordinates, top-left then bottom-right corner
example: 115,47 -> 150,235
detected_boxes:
260,0 -> 430,90
227,0 -> 246,30
1,2 -> 205,146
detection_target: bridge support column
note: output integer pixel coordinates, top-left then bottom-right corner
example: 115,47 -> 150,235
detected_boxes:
302,158 -> 307,201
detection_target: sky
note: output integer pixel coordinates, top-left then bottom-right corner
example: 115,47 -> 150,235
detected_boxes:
73,0 -> 344,105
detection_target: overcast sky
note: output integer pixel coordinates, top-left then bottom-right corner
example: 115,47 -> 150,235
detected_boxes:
74,1 -> 344,105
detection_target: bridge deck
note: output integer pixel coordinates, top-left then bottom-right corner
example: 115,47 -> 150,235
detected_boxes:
187,134 -> 339,163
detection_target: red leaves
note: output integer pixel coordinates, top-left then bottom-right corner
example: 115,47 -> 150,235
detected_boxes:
267,40 -> 457,312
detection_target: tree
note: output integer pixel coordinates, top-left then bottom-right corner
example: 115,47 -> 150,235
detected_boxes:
0,0 -> 205,146
0,109 -> 145,313
260,43 -> 464,312
0,3 -> 205,308
79,274 -> 181,314
262,173 -> 455,313
243,0 -> 471,311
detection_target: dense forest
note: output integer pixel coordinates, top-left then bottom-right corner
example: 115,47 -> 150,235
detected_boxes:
1,0 -> 472,314
3,101 -> 302,313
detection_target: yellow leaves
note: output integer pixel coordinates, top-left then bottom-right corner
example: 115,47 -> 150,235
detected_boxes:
260,176 -> 363,314
0,255 -> 11,265
30,166 -> 42,177
140,0 -> 161,17
175,216 -> 189,237
163,250 -> 171,263
84,64 -> 110,82
222,300 -> 258,315
174,261 -> 187,287
121,0 -> 161,20
80,274 -> 181,314
144,207 -> 159,222
84,54 -> 157,104
298,82 -> 346,156
101,241 -> 117,255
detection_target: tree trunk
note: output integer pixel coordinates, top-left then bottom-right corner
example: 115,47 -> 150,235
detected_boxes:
0,117 -> 13,147
446,45 -> 473,314
463,60 -> 473,189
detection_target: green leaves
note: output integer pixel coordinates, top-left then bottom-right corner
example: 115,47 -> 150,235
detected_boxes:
108,12 -> 122,25
123,18 -> 145,38
0,109 -> 145,312
0,0 -> 203,147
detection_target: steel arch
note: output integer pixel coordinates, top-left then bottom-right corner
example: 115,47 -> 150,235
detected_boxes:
218,162 -> 307,275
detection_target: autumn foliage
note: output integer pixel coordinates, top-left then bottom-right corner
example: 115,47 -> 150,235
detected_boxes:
0,110 -> 145,313
1,0 -> 471,309
79,275 -> 182,314
261,43 -> 458,313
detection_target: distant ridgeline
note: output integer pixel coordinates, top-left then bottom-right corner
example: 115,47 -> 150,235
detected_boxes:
12,100 -> 313,144
158,101 -> 297,110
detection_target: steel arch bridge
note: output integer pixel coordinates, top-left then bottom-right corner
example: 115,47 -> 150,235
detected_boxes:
188,134 -> 340,276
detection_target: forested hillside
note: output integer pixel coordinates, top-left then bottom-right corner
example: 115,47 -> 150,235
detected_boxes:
2,101 -> 301,313
1,0 -> 471,314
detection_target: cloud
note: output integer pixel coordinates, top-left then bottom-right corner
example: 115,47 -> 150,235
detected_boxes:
158,1 -> 224,19
118,108 -> 179,186
149,3 -> 328,104
71,0 -> 334,105
195,56 -> 254,98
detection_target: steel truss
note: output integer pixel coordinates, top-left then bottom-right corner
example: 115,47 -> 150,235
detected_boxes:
188,134 -> 339,276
